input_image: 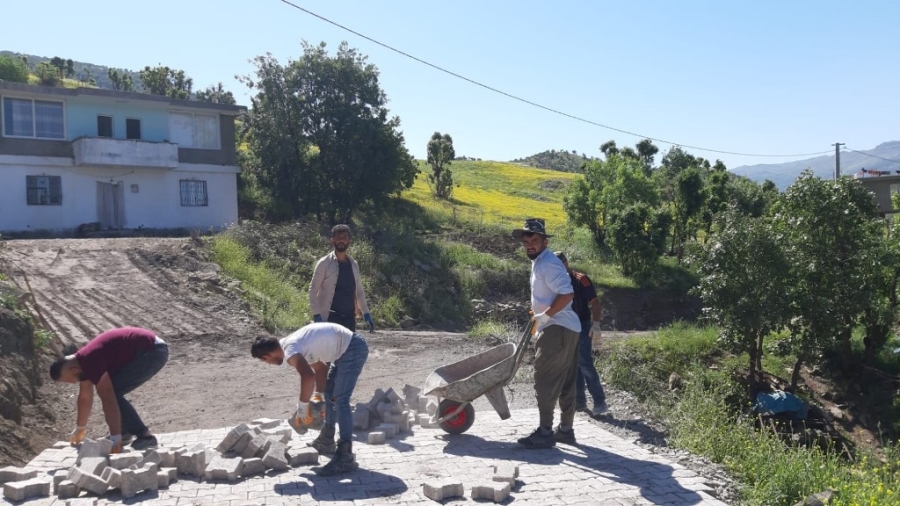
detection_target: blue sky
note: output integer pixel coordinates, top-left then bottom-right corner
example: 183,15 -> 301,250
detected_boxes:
4,0 -> 898,169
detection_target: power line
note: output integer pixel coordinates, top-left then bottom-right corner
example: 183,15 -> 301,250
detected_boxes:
845,147 -> 900,165
275,0 -> 833,159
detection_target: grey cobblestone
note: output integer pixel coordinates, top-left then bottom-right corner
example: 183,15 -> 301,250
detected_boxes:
0,408 -> 728,505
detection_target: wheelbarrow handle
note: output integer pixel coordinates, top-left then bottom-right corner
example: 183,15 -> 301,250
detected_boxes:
508,318 -> 535,384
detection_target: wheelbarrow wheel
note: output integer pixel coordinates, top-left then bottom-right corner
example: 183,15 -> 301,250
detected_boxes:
438,399 -> 475,434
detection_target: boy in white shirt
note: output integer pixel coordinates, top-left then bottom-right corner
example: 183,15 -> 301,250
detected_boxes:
251,322 -> 369,476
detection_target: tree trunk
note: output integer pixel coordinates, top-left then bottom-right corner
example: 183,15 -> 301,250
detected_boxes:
790,357 -> 803,391
756,334 -> 764,373
839,318 -> 853,370
748,343 -> 759,400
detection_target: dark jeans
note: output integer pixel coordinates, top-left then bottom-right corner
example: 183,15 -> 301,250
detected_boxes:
575,322 -> 606,407
110,342 -> 168,436
324,334 -> 369,442
328,310 -> 357,332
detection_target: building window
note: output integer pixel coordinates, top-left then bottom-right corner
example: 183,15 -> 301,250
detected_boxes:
126,118 -> 141,140
180,180 -> 208,206
3,97 -> 65,139
169,112 -> 219,149
26,175 -> 62,205
97,115 -> 113,138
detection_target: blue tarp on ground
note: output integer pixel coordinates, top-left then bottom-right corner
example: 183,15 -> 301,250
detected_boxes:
753,390 -> 809,419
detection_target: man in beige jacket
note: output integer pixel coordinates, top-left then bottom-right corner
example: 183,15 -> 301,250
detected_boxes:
309,225 -> 374,333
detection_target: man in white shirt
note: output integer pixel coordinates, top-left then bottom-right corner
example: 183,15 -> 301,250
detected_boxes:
251,322 -> 369,476
512,218 -> 581,449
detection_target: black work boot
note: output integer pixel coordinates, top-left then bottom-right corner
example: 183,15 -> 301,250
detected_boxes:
315,439 -> 358,476
308,425 -> 336,455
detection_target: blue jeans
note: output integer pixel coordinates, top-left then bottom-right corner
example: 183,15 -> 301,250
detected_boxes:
324,334 -> 369,442
110,342 -> 168,436
575,323 -> 605,407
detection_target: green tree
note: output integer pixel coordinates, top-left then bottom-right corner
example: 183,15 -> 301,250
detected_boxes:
140,65 -> 193,99
0,56 -> 29,83
607,203 -> 671,282
635,138 -> 659,175
564,153 -> 659,250
240,43 -> 418,223
65,59 -> 75,79
196,82 -> 236,105
696,210 -> 790,397
671,166 -> 705,261
50,56 -> 66,80
700,160 -> 730,238
35,62 -> 59,86
727,175 -> 776,217
774,171 -> 882,387
108,68 -> 134,91
427,132 -> 455,199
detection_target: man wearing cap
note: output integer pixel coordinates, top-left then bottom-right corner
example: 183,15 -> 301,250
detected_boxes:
555,252 -> 608,417
512,218 -> 581,448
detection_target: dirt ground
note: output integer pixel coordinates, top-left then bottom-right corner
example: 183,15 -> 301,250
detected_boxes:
2,238 -> 537,449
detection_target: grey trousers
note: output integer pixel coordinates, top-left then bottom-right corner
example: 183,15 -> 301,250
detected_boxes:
533,324 -> 579,428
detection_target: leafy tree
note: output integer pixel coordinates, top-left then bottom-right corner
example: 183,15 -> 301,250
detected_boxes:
108,68 -> 134,91
65,59 -> 75,79
140,65 -> 193,99
727,175 -> 776,217
196,82 -> 236,105
696,210 -> 790,397
564,154 -> 659,250
239,43 -> 418,223
0,56 -> 29,83
607,203 -> 671,282
774,171 -> 882,387
700,160 -> 730,238
635,138 -> 659,175
427,132 -> 455,199
671,167 -> 705,261
600,140 -> 618,157
35,62 -> 59,86
50,56 -> 66,80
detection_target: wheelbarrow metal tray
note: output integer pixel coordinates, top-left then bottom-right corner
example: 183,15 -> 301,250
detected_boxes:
424,342 -> 517,402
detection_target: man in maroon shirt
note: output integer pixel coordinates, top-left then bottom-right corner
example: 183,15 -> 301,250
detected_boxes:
50,327 -> 168,451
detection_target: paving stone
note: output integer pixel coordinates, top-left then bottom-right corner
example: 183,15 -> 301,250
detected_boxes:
286,447 -> 318,467
57,479 -> 79,499
366,388 -> 387,413
375,423 -> 399,438
417,397 -> 429,413
239,458 -> 266,477
0,465 -> 39,484
119,466 -> 158,499
367,431 -> 386,444
241,434 -> 271,459
385,388 -> 404,407
155,448 -> 176,468
156,470 -> 171,489
100,467 -> 121,489
76,439 -> 113,463
422,479 -> 464,502
425,398 -> 438,416
3,477 -> 51,501
66,467 -> 108,496
402,384 -> 421,405
65,499 -> 99,506
230,431 -> 255,456
52,472 -> 66,493
77,456 -> 108,476
262,428 -> 292,444
138,449 -> 162,468
418,414 -> 439,428
109,453 -> 143,470
471,481 -> 511,502
176,450 -> 209,478
204,455 -> 244,482
261,441 -> 289,471
352,404 -> 371,430
492,463 -> 520,486
217,423 -> 252,453
51,441 -> 71,449
399,411 -> 411,433
251,418 -> 281,430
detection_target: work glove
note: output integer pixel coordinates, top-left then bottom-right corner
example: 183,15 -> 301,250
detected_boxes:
364,313 -> 375,332
310,392 -> 326,430
313,314 -> 323,323
589,321 -> 602,339
107,434 -> 123,454
288,401 -> 314,435
533,311 -> 551,330
69,426 -> 87,447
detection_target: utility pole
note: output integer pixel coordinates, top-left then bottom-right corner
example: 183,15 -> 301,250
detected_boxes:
832,142 -> 844,180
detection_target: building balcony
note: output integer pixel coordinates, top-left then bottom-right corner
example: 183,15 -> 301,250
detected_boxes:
72,137 -> 178,169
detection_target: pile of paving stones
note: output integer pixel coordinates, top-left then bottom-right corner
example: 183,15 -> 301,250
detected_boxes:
0,417 -> 318,504
353,384 -> 442,443
423,463 -> 520,503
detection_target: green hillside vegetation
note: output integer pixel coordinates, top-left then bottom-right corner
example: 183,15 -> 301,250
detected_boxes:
0,51 -> 142,90
510,148 -> 597,173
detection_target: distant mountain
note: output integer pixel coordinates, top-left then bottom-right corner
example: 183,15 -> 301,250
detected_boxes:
0,51 -> 142,91
731,141 -> 900,190
511,149 -> 598,173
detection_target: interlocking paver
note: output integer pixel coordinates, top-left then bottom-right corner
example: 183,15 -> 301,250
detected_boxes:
0,408 -> 729,505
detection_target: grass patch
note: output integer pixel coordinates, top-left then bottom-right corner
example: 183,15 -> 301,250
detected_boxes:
468,319 -> 509,339
209,235 -> 310,333
603,322 -> 900,505
34,328 -> 54,349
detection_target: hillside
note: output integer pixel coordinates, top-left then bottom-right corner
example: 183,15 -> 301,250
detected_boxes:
407,159 -> 578,230
510,149 -> 597,173
0,51 -> 142,90
732,141 -> 900,189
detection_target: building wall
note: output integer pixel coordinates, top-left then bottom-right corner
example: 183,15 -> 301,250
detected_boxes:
857,177 -> 900,215
0,159 -> 238,232
66,98 -> 170,142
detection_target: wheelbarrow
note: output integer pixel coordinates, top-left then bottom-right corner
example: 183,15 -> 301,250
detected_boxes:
423,319 -> 534,434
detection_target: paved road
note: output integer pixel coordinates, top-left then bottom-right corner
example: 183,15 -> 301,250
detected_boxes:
4,409 -> 727,506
